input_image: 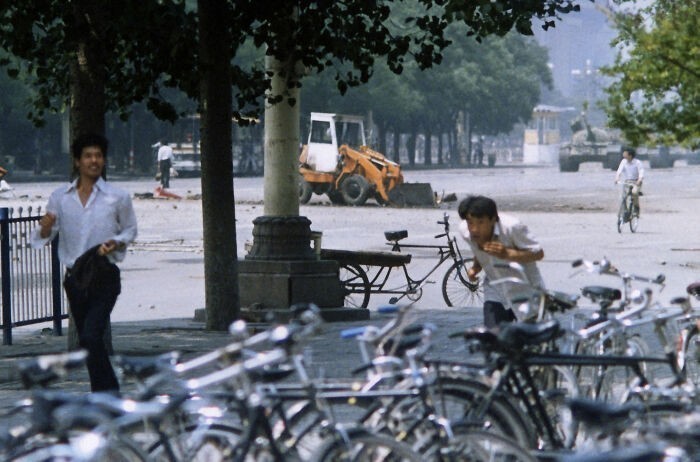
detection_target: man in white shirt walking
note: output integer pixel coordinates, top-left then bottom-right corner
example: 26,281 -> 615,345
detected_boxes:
157,138 -> 174,189
32,133 -> 137,393
615,147 -> 644,216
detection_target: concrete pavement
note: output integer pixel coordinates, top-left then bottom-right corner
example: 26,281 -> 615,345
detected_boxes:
0,308 -> 484,409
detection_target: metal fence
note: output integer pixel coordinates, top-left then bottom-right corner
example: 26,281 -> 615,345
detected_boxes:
0,206 -> 66,345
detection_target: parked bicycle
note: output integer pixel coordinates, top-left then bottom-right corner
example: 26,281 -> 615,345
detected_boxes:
616,181 -> 640,233
321,213 -> 484,308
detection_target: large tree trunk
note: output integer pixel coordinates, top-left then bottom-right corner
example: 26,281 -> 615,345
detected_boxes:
199,0 -> 239,330
69,1 -> 106,148
67,1 -> 108,351
264,55 -> 301,217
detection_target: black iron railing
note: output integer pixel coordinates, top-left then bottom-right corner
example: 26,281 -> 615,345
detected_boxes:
0,206 -> 66,345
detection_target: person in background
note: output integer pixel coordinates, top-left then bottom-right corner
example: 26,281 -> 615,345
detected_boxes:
457,195 -> 545,328
615,147 -> 644,216
32,133 -> 137,393
157,138 -> 173,189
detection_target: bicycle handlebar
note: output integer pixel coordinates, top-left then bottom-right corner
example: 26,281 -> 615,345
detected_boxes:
571,257 -> 665,288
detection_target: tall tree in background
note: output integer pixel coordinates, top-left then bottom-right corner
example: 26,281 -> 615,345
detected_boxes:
602,0 -> 699,147
0,1 -> 198,137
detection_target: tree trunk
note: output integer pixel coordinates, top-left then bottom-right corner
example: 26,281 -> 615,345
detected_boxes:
264,55 -> 301,217
437,133 -> 443,165
424,130 -> 432,166
199,0 -> 239,330
392,130 -> 400,162
449,130 -> 456,166
407,130 -> 416,166
377,122 -> 387,155
69,1 -> 106,145
67,1 -> 109,351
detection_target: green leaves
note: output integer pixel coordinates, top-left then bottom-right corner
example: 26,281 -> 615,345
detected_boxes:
602,0 -> 699,148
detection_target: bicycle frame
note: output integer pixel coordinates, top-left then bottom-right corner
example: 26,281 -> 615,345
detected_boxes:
617,182 -> 639,233
461,347 -> 669,450
369,231 -> 466,302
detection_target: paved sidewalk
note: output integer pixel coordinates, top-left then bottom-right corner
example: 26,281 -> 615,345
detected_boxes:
0,308 -> 482,409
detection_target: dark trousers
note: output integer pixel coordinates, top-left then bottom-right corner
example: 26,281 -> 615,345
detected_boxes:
64,268 -> 121,392
159,159 -> 171,188
483,300 -> 516,329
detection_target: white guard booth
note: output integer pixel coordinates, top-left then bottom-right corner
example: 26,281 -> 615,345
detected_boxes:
522,105 -> 574,165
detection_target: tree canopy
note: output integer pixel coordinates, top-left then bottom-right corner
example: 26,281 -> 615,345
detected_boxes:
602,0 -> 699,148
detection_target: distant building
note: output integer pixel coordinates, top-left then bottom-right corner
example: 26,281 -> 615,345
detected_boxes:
523,105 -> 575,165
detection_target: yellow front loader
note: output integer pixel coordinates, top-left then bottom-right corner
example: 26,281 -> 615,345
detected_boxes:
299,113 -> 434,207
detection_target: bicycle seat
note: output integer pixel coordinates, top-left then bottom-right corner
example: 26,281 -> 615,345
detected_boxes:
497,320 -> 562,350
581,285 -> 621,303
687,281 -> 700,298
566,397 -> 645,429
113,351 -> 180,381
384,230 -> 408,242
544,290 -> 579,312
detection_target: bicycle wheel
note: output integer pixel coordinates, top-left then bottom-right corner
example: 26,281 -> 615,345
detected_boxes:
680,325 -> 699,386
339,264 -> 371,309
532,365 -> 581,449
442,258 -> 484,308
629,214 -> 639,232
615,400 -> 695,444
92,434 -> 150,462
148,423 -> 242,461
8,434 -> 149,462
429,373 -> 536,449
312,426 -> 421,461
594,335 -> 650,404
447,428 -> 538,462
617,198 -> 626,233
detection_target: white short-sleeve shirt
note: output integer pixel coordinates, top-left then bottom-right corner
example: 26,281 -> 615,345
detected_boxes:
459,213 -> 544,310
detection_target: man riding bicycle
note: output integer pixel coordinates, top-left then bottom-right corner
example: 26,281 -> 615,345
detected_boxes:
614,147 -> 644,216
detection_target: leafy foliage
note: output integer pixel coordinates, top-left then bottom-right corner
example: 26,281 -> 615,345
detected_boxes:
601,0 -> 699,148
0,1 -> 199,124
0,0 -> 583,127
301,29 -> 551,138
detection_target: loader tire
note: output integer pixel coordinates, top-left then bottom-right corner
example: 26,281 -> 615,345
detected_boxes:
299,179 -> 313,204
340,174 -> 370,206
327,190 -> 345,205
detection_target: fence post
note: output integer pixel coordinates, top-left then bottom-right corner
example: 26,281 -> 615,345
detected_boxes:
51,235 -> 63,336
1,207 -> 12,345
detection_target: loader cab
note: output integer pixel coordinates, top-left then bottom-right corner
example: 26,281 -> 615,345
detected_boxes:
306,113 -> 366,173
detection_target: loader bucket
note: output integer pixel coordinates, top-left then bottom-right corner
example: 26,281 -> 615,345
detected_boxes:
388,183 -> 435,207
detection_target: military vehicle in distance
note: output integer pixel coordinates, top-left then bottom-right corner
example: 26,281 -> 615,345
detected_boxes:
558,112 -> 699,172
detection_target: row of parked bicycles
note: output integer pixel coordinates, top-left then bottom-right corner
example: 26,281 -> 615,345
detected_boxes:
0,257 -> 699,461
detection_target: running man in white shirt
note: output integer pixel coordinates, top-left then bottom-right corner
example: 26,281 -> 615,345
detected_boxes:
32,133 -> 137,393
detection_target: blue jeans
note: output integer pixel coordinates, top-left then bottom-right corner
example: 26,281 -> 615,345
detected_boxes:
483,301 -> 516,329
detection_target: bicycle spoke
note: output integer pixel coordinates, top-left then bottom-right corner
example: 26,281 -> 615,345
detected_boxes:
442,259 -> 484,308
339,264 -> 371,308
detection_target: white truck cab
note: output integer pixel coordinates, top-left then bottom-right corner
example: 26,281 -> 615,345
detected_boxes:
305,113 -> 366,173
